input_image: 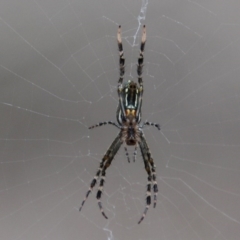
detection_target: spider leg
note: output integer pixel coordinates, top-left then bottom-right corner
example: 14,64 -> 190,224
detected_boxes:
137,25 -> 146,81
124,146 -> 130,163
138,133 -> 158,224
142,121 -> 160,131
117,25 -> 125,84
79,133 -> 122,214
89,121 -> 121,130
136,25 -> 146,121
141,134 -> 158,207
96,133 -> 123,219
138,142 -> 152,224
133,145 -> 137,162
79,160 -> 105,212
117,25 -> 126,121
124,145 -> 137,163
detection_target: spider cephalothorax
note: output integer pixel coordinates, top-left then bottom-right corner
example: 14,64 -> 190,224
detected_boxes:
79,25 -> 160,224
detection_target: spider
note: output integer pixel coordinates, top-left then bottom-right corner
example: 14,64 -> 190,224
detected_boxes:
79,25 -> 160,224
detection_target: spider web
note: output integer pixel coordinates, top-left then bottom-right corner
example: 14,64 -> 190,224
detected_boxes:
0,0 -> 240,239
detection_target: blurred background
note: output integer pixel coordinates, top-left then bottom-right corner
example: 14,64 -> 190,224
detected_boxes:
0,0 -> 240,239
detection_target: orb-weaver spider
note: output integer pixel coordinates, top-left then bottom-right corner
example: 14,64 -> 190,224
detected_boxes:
79,25 -> 160,224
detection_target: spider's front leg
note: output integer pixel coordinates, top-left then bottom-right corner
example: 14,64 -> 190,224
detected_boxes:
117,25 -> 125,87
137,25 -> 146,85
117,26 -> 126,121
136,25 -> 146,121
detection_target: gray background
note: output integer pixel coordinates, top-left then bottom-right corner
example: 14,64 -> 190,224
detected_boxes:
0,0 -> 240,239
